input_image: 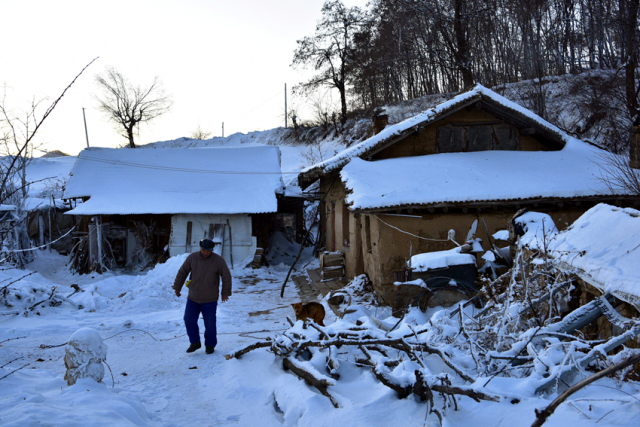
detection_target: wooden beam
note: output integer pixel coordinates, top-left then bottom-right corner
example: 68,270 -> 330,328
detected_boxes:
186,221 -> 192,253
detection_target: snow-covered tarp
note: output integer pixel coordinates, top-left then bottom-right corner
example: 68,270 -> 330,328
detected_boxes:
341,138 -> 621,210
409,247 -> 476,272
63,146 -> 285,215
301,84 -> 567,177
549,203 -> 640,302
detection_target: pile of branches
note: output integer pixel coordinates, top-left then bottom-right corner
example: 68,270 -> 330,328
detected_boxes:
227,243 -> 640,423
226,315 -> 500,420
0,272 -> 81,317
68,229 -> 116,275
130,220 -> 156,268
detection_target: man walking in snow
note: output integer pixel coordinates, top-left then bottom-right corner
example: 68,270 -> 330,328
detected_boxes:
173,238 -> 232,354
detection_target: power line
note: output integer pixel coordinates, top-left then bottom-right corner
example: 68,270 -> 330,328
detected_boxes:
78,154 -> 304,175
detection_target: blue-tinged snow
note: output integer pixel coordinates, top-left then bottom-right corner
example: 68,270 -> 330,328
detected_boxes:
63,146 -> 285,215
341,138 -> 621,210
549,203 -> 640,300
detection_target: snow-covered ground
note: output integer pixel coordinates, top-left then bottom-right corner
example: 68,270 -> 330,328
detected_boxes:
1,248 -> 639,426
3,74 -> 638,426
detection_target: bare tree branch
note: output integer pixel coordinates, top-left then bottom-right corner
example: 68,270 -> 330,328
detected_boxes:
94,67 -> 172,148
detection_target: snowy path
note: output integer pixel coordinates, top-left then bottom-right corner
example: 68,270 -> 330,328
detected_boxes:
0,252 -> 309,426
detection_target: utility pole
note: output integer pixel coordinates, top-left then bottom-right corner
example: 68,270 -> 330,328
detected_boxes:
82,108 -> 90,148
222,122 -> 224,138
284,83 -> 287,128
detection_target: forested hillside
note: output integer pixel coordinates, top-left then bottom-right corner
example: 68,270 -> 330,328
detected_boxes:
288,0 -> 639,154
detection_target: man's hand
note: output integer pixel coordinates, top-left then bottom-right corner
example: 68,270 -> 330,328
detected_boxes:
175,288 -> 181,298
222,295 -> 229,302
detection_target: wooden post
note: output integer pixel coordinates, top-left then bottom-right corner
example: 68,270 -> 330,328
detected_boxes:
38,215 -> 45,248
208,223 -> 214,239
226,219 -> 233,268
96,216 -> 103,271
48,208 -> 52,252
186,221 -> 193,253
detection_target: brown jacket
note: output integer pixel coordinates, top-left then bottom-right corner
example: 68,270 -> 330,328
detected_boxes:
173,251 -> 232,303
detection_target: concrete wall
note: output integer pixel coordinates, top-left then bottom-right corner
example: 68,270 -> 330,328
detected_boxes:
169,213 -> 256,268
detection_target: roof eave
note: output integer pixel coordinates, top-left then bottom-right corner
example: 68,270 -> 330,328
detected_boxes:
348,195 -> 637,214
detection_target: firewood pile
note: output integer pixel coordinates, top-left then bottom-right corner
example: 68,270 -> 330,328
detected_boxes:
226,244 -> 640,422
226,315 -> 500,419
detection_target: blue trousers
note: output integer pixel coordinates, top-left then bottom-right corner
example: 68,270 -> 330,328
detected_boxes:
184,299 -> 218,348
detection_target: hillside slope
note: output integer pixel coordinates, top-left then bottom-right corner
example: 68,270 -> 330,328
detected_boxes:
141,70 -> 630,176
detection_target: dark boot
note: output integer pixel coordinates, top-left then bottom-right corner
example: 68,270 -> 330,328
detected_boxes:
206,346 -> 215,354
186,343 -> 201,353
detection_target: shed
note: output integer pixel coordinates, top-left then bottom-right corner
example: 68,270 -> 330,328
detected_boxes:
298,84 -> 637,300
63,146 -> 287,272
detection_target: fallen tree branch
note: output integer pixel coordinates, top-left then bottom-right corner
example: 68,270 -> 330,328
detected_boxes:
0,356 -> 23,368
531,353 -> 640,427
370,363 -> 413,398
430,384 -> 501,403
27,286 -> 57,312
227,333 -> 474,383
224,341 -> 272,360
0,363 -> 30,381
283,356 -> 340,408
0,272 -> 35,294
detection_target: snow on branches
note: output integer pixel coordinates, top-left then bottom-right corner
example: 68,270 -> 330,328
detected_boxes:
226,232 -> 639,424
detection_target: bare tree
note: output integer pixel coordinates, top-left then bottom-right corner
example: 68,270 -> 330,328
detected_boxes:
292,0 -> 365,125
596,150 -> 640,197
94,67 -> 172,148
1,59 -> 96,267
189,125 -> 212,140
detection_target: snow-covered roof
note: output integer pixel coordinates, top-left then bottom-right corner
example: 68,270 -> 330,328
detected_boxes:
300,84 -> 567,184
63,146 -> 284,215
26,156 -> 77,193
341,138 -> 626,211
549,203 -> 640,304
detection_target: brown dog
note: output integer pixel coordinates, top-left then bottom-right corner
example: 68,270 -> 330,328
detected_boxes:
291,302 -> 325,326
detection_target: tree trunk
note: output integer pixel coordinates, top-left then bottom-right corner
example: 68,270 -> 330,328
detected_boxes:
127,126 -> 136,148
625,0 -> 640,122
454,0 -> 474,88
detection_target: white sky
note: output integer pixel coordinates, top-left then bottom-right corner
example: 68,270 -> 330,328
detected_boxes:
1,0 -> 369,156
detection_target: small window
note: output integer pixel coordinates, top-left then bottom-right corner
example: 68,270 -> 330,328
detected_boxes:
467,126 -> 493,151
494,124 -> 519,150
437,124 -> 465,152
